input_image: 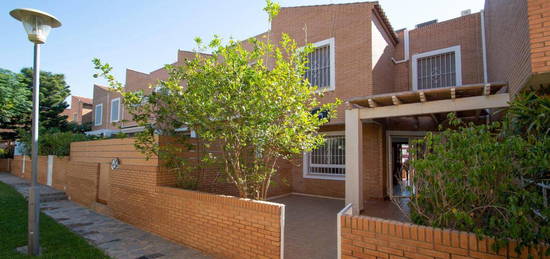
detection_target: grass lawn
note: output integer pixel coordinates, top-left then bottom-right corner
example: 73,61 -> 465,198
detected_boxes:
0,181 -> 109,258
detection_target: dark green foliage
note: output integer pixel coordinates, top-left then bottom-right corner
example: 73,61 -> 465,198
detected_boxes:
18,68 -> 71,131
409,88 -> 549,256
0,67 -> 72,140
0,69 -> 31,139
19,130 -> 92,156
0,182 -> 109,258
65,121 -> 92,134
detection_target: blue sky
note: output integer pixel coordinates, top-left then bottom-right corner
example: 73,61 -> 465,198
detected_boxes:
1,0 -> 484,106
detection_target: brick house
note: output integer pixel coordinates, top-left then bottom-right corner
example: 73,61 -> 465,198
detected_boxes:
88,0 -> 550,212
62,96 -> 93,125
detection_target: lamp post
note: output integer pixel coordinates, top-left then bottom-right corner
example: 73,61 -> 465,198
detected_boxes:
9,8 -> 61,256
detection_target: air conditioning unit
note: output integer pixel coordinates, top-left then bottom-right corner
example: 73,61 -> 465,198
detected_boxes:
461,9 -> 471,16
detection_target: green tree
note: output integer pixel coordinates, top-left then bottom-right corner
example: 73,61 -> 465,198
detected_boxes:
18,67 -> 71,131
93,1 -> 340,200
0,68 -> 31,138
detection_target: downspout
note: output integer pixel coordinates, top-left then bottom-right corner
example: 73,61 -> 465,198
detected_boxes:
480,10 -> 488,84
392,29 -> 409,64
480,10 -> 491,124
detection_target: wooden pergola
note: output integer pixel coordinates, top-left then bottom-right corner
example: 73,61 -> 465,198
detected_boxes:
343,82 -> 510,214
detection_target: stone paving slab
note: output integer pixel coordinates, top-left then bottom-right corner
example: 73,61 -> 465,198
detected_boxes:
0,173 -> 212,259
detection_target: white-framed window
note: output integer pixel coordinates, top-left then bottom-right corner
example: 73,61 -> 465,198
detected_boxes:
73,113 -> 78,122
94,103 -> 103,126
303,132 -> 345,180
110,98 -> 121,123
305,38 -> 336,91
412,45 -> 462,91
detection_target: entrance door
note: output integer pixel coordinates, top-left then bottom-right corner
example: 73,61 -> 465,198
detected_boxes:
386,131 -> 425,199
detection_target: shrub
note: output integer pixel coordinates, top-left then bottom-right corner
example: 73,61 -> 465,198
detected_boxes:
20,131 -> 91,156
408,88 -> 549,256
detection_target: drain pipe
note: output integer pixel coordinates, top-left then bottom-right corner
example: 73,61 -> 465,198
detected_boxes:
392,29 -> 409,64
480,10 -> 488,84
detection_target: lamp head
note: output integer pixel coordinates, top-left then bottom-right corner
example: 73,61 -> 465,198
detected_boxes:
10,8 -> 61,44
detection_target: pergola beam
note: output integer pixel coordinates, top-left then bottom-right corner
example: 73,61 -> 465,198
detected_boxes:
358,93 -> 510,120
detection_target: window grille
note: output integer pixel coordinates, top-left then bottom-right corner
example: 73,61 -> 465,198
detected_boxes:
305,44 -> 331,88
417,51 -> 456,90
307,135 -> 345,176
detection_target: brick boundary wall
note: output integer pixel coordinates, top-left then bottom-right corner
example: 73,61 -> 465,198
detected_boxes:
110,164 -> 285,259
340,213 -> 548,259
9,156 -> 69,192
0,158 -> 10,172
65,161 -> 100,207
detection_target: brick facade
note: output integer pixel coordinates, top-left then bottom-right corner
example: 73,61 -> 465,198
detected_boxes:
393,13 -> 484,93
485,0 -> 532,96
528,0 -> 550,74
62,96 -> 93,125
86,1 -> 549,201
91,84 -> 122,131
340,214 -> 548,259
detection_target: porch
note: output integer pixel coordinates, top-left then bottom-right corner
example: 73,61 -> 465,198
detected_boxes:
344,83 -> 510,215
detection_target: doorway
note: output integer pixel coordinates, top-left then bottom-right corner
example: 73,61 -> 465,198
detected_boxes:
386,131 -> 425,199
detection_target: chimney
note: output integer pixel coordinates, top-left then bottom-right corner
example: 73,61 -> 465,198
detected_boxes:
461,9 -> 471,16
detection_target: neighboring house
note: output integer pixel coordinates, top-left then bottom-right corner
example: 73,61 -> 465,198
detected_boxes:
88,51 -> 202,137
89,0 -> 550,210
62,96 -> 93,125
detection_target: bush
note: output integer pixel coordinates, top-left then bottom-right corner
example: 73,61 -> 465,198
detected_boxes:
20,131 -> 91,156
408,88 -> 549,256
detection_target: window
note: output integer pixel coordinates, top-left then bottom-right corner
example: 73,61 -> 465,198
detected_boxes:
73,113 -> 78,122
94,104 -> 103,126
412,46 -> 462,91
304,38 -> 335,90
303,132 -> 345,180
110,98 -> 121,122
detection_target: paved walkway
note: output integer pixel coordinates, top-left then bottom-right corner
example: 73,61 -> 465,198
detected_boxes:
0,173 -> 211,259
272,194 -> 345,259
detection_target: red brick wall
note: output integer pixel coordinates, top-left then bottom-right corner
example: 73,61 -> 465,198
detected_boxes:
340,214 -> 548,259
0,158 -> 10,172
394,14 -> 484,93
65,161 -> 99,207
9,156 -> 70,192
272,2 -> 377,125
70,138 -> 158,166
363,123 -> 387,200
528,0 -> 550,75
485,0 -> 533,96
9,142 -> 285,258
110,164 -> 283,259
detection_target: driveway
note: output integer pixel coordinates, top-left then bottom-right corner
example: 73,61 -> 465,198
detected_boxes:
272,194 -> 345,259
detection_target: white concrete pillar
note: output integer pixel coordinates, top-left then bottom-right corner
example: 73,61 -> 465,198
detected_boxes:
345,109 -> 364,215
47,155 -> 54,186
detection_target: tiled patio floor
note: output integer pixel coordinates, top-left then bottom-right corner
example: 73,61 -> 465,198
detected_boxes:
362,198 -> 411,222
272,194 -> 410,259
272,195 -> 345,259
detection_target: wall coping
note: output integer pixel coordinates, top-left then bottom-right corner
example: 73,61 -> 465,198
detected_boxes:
158,186 -> 285,215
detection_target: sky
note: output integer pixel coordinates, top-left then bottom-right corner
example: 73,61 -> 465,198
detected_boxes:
0,0 -> 484,107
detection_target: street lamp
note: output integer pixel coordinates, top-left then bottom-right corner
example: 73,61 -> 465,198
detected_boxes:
9,8 -> 61,256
